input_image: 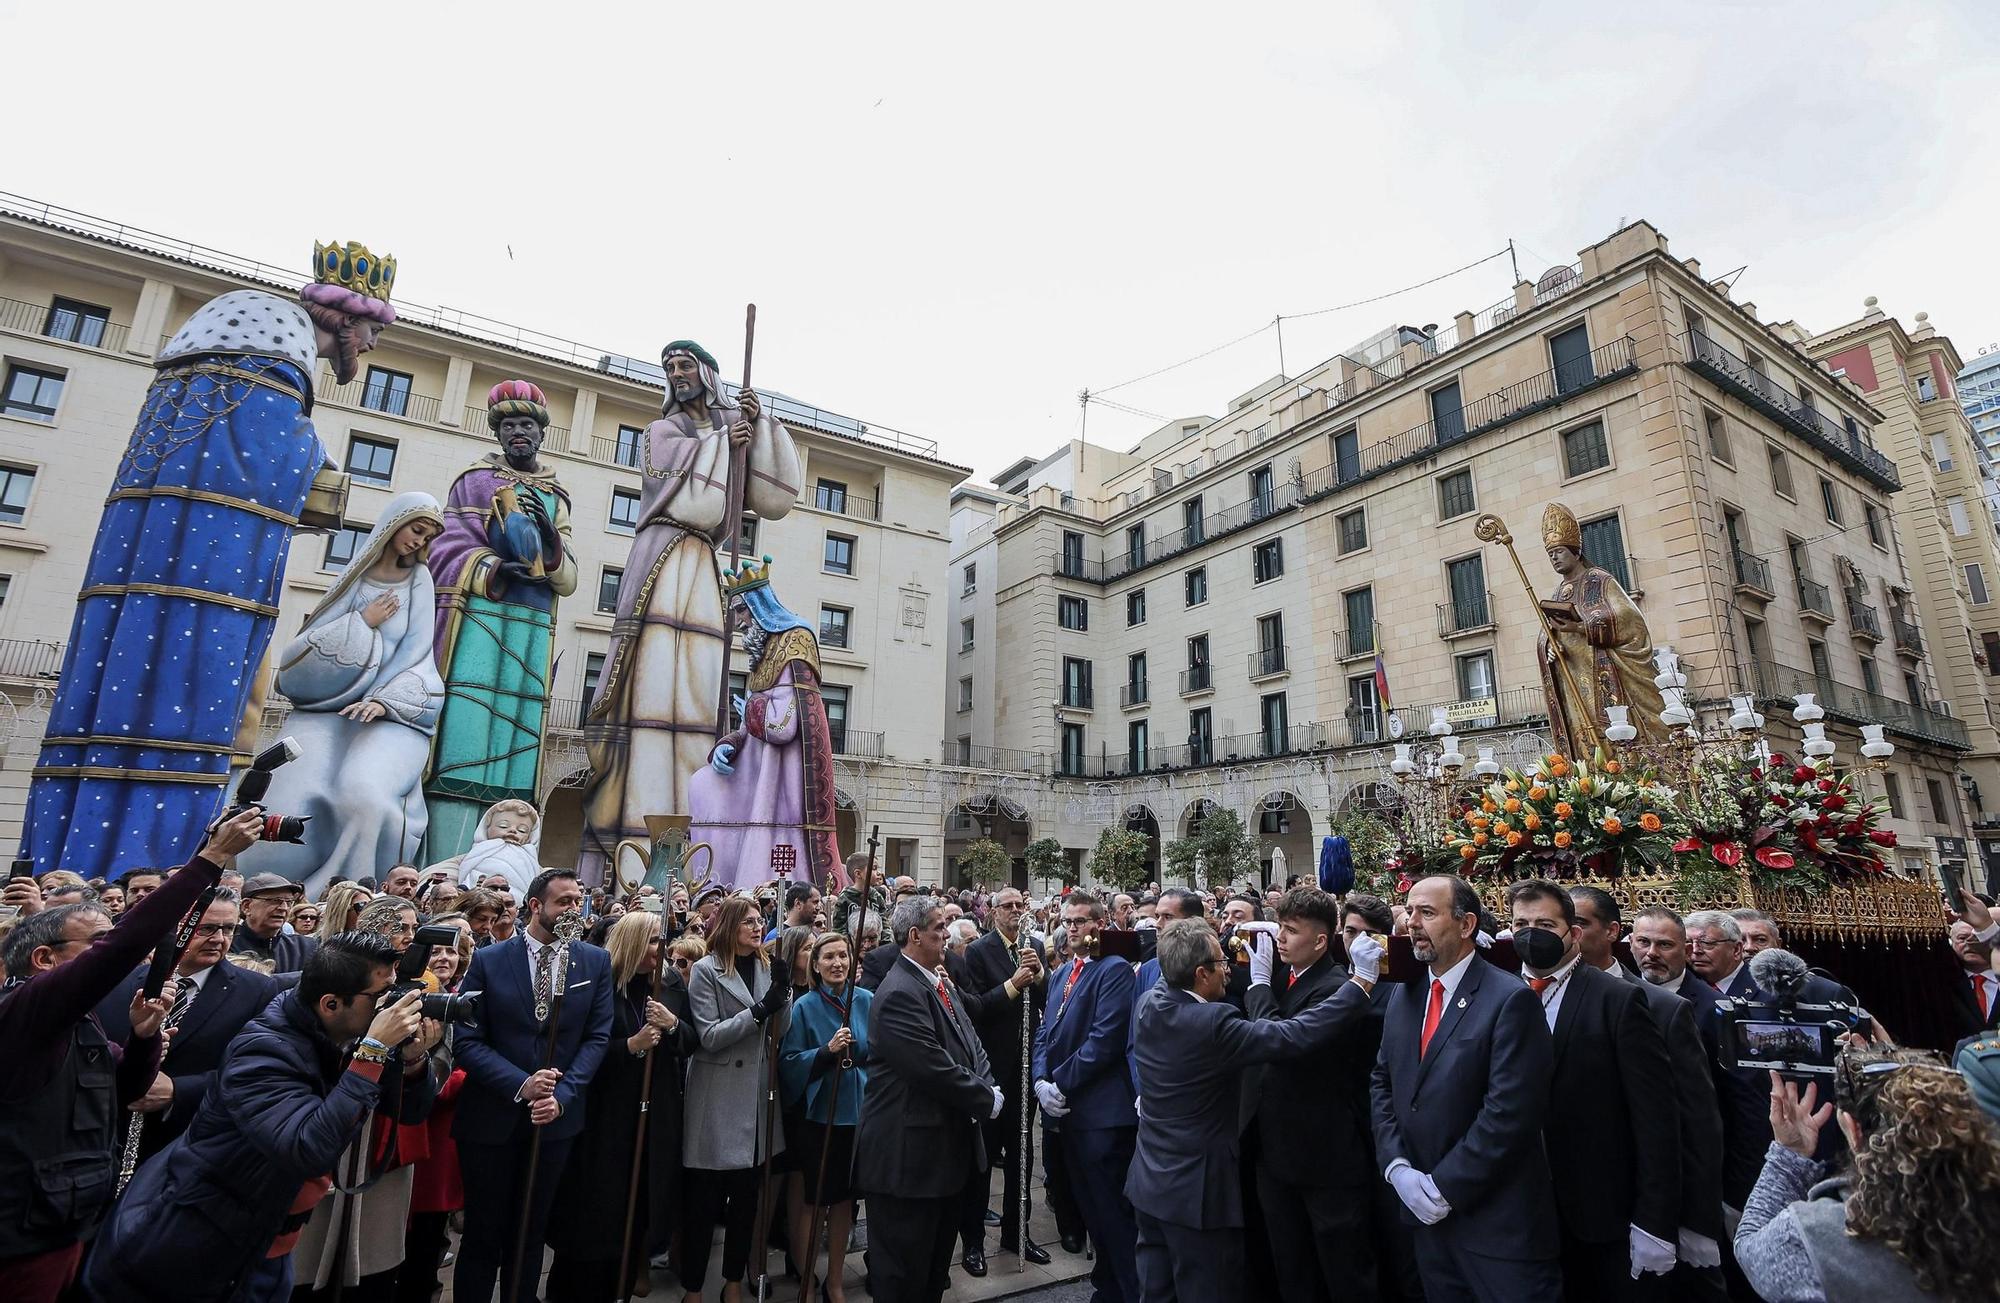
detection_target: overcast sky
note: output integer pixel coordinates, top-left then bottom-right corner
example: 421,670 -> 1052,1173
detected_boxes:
8,1 -> 1993,479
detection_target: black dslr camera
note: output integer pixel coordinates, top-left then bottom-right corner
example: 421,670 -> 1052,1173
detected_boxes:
221,737 -> 311,845
390,924 -> 483,1026
1717,948 -> 1866,1078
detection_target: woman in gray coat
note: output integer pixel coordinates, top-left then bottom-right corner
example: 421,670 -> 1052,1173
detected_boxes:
681,896 -> 791,1303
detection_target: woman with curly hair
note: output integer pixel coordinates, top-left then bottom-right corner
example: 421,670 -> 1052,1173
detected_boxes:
1736,1045 -> 2000,1301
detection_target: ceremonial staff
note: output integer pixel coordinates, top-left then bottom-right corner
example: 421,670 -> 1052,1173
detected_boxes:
510,907 -> 585,1298
615,919 -> 672,1303
115,885 -> 219,1194
714,303 -> 757,745
1016,922 -> 1035,1273
800,826 -> 880,1303
1473,511 -> 1602,753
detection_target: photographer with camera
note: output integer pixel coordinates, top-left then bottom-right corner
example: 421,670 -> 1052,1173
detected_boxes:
84,930 -> 434,1303
0,807 -> 263,1303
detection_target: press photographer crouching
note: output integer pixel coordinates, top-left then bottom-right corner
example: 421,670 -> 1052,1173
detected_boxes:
84,930 -> 434,1303
0,807 -> 264,1303
1735,1045 -> 2000,1301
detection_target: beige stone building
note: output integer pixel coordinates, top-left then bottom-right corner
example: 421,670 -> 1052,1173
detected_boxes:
956,221 -> 1977,892
0,197 -> 968,877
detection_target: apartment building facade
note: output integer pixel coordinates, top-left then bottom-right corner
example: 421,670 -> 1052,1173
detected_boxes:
949,221 -> 1977,892
0,197 -> 969,877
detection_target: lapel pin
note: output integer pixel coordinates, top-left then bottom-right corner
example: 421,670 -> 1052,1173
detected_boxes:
1457,997 -> 1468,1009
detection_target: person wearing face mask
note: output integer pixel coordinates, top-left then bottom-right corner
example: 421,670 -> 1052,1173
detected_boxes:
1507,879 -> 1680,1299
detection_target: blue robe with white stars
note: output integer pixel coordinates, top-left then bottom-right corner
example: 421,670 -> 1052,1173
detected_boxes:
26,352 -> 325,874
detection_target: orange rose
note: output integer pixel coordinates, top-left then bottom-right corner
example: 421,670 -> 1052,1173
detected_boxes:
1493,820 -> 1511,835
1640,812 -> 1662,832
1604,759 -> 1623,774
1554,801 -> 1574,818
1602,816 -> 1624,835
1506,830 -> 1525,847
1474,832 -> 1489,847
1549,759 -> 1571,777
1554,830 -> 1573,848
1574,777 -> 1593,795
1523,812 -> 1542,831
1528,786 -> 1548,801
1504,798 -> 1522,813
1482,798 -> 1498,815
1505,779 -> 1522,794
1460,844 -> 1479,860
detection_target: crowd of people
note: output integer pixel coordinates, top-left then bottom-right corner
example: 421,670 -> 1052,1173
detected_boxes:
4,820 -> 2000,1303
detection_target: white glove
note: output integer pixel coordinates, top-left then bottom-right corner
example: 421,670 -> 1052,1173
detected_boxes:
1034,1078 -> 1069,1119
1676,1228 -> 1721,1268
1246,929 -> 1275,987
1346,932 -> 1384,985
1386,1161 -> 1449,1225
1474,929 -> 1495,950
1134,1095 -> 1143,1119
1629,1225 -> 1677,1278
990,1086 -> 1005,1120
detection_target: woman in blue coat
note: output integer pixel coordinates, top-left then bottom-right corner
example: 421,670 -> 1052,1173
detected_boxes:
780,931 -> 873,1303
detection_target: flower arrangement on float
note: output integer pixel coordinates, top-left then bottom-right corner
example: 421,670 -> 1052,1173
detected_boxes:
1446,749 -> 1684,877
1672,750 -> 1897,898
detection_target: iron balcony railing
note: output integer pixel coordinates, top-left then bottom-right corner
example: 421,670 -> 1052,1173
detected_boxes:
811,485 -> 884,522
1685,331 -> 1900,490
458,404 -> 574,453
545,696 -> 587,731
1179,665 -> 1214,695
1437,591 -> 1494,636
1249,646 -> 1288,679
1750,660 -> 1969,750
1047,478 -> 1304,583
0,295 -> 131,353
832,728 -> 884,759
1733,550 -> 1775,594
1797,577 -> 1834,619
939,742 -> 1044,773
1301,336 -> 1640,502
317,373 -> 440,425
1340,624 -> 1376,658
1845,593 -> 1883,640
1120,680 -> 1149,708
1385,685 -> 1549,741
0,637 -> 63,679
1892,617 -> 1925,656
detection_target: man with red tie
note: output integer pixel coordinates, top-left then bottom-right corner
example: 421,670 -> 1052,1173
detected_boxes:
1369,874 -> 1560,1302
1951,915 -> 2000,1037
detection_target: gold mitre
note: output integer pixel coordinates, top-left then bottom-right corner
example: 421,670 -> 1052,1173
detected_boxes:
723,555 -> 774,597
312,240 -> 397,303
1541,502 -> 1582,551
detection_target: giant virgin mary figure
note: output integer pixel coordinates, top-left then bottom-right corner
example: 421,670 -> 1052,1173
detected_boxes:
254,492 -> 446,893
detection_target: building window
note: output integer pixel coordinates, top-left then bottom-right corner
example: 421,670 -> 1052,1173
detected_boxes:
1061,530 -> 1085,577
1949,497 -> 1971,536
1186,635 -> 1211,692
1255,612 -> 1285,676
955,735 -> 973,764
1927,778 -> 1949,824
1128,720 -> 1149,772
1252,537 -> 1284,583
1337,507 -> 1367,555
1560,420 -> 1610,478
1344,586 -> 1375,656
1703,407 -> 1732,464
1059,722 -> 1087,775
1182,496 -> 1205,546
345,435 -> 397,488
1548,323 -> 1593,393
1333,427 -> 1361,483
1188,707 -> 1213,765
957,676 -> 974,713
1347,675 -> 1381,743
1808,640 -> 1833,684
609,488 -> 642,534
1437,468 -> 1475,520
1127,588 -> 1146,626
1861,657 -> 1881,695
43,297 -> 110,347
1126,524 -> 1146,567
824,533 -> 855,576
1863,502 -> 1886,548
1986,633 -> 2000,678
1767,445 -> 1795,498
822,685 -> 850,752
961,562 -> 977,595
0,464 -> 36,526
1882,772 -> 1904,819
1248,464 -> 1275,517
1,364 -> 63,422
324,522 -> 367,570
820,605 -> 851,649
738,514 -> 758,555
1904,671 -> 1923,706
1457,650 -> 1496,700
1968,563 -> 1989,605
1260,692 -> 1289,754
614,425 -> 644,469
1931,433 -> 1953,471
1128,652 -> 1148,703
1431,380 -> 1466,443
1185,566 -> 1208,606
1062,657 -> 1093,709
815,478 -> 849,514
960,617 -> 974,652
1058,594 -> 1089,630
1819,477 -> 1842,525
584,652 -> 607,706
596,566 -> 622,614
360,365 -> 413,416
1579,514 -> 1632,591
1446,555 -> 1488,628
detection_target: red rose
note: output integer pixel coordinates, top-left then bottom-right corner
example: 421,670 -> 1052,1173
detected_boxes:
1793,766 -> 1816,783
1816,778 -> 1834,792
1749,768 -> 1764,782
1754,847 -> 1795,870
1867,829 -> 1897,847
1769,754 -> 1790,768
1822,794 -> 1846,811
1769,794 -> 1789,807
1712,842 -> 1743,866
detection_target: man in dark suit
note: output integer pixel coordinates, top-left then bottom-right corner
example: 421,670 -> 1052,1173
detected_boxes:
855,896 -> 1002,1303
1371,874 -> 1560,1302
1128,916 -> 1384,1302
951,886 -> 1050,1272
1681,908 -> 1770,1214
94,889 -> 284,1164
1948,914 -> 2000,1038
858,931 -> 902,991
1034,890 -> 1140,1303
452,868 -> 613,1303
1508,880 -> 1679,1298
1243,885 -> 1384,1303
1574,891 -> 1729,1303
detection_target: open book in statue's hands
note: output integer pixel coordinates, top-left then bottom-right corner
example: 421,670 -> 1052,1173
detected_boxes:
1539,598 -> 1583,625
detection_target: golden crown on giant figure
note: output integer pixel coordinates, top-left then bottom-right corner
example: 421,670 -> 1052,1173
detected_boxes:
723,556 -> 775,596
313,240 -> 397,301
